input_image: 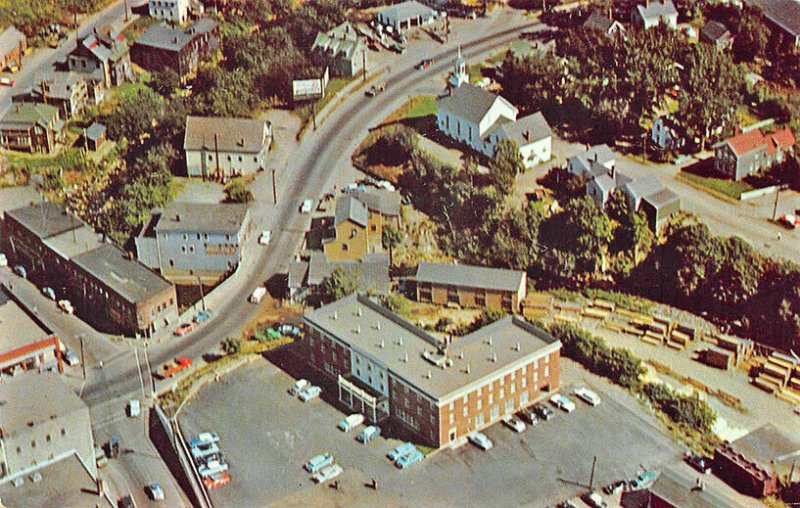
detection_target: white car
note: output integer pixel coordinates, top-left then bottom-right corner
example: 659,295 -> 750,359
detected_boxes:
290,379 -> 309,396
300,199 -> 314,213
258,230 -> 271,245
0,253 -> 7,267
312,463 -> 343,484
197,459 -> 228,477
58,299 -> 74,314
550,393 -> 576,413
502,415 -> 526,433
299,385 -> 321,402
468,432 -> 493,450
146,482 -> 165,501
574,387 -> 601,406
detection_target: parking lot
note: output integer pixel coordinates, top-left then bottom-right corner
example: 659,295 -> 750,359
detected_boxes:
180,352 -> 683,507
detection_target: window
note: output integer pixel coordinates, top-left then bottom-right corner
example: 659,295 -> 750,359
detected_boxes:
534,372 -> 539,382
544,366 -> 550,377
510,384 -> 515,394
350,229 -> 358,238
488,393 -> 493,404
449,402 -> 454,410
477,400 -> 482,410
342,244 -> 349,251
476,413 -> 485,427
463,406 -> 468,417
490,405 -> 500,420
522,378 -> 527,388
371,224 -> 378,231
499,389 -> 504,399
16,446 -> 21,454
520,392 -> 529,405
189,246 -> 195,253
505,399 -> 514,413
449,413 -> 454,424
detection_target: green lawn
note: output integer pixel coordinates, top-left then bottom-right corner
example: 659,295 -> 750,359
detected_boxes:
677,171 -> 754,200
403,95 -> 437,119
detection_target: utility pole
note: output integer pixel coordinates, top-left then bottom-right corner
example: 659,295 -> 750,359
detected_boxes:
312,102 -> 317,131
79,333 -> 86,379
772,184 -> 788,221
362,49 -> 366,82
271,168 -> 277,204
124,0 -> 129,22
197,275 -> 206,311
589,455 -> 597,490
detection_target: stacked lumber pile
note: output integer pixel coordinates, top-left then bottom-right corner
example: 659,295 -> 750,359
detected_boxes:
700,346 -> 735,370
523,293 -> 552,319
752,353 -> 800,403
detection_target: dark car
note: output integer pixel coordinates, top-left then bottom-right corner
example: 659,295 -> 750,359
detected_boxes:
534,403 -> 555,421
117,495 -> 135,508
686,452 -> 712,474
602,480 -> 627,495
520,407 -> 539,425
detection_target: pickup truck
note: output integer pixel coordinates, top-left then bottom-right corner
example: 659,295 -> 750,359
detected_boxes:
158,357 -> 192,379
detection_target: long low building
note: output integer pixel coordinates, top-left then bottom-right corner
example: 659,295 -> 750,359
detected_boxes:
2,201 -> 177,337
0,288 -> 62,375
304,294 -> 561,449
416,262 -> 527,313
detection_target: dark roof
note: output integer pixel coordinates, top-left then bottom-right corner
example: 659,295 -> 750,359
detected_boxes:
154,202 -> 249,234
85,121 -> 106,141
0,103 -> 59,130
288,260 -> 310,289
334,195 -> 368,228
183,116 -> 270,153
306,252 -> 389,293
0,26 -> 25,57
701,20 -> 731,42
5,201 -> 83,239
416,262 -> 525,293
584,11 -> 616,33
649,467 -> 740,508
592,171 -> 633,194
71,244 -> 173,304
726,423 -> 800,477
135,18 -> 218,52
745,0 -> 800,38
497,111 -> 552,146
437,83 -> 516,126
352,189 -> 401,216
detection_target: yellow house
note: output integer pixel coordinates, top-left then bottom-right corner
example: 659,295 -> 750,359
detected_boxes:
323,190 -> 400,262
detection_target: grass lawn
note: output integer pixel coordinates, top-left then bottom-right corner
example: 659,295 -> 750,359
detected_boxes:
380,95 -> 437,126
677,171 -> 754,200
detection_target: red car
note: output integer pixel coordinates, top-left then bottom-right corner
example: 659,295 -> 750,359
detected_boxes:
0,77 -> 14,87
779,214 -> 800,229
173,322 -> 197,336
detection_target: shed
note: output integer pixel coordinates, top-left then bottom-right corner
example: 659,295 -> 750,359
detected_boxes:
84,121 -> 106,151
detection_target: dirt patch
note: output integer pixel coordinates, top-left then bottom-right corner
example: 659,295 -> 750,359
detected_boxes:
243,294 -> 306,339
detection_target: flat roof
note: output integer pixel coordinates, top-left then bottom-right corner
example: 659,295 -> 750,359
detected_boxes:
304,294 -> 560,401
44,224 -> 102,259
71,244 -> 173,304
0,371 -> 86,438
416,262 -> 525,293
154,202 -> 249,234
648,466 -> 743,508
5,201 -> 84,240
728,423 -> 800,477
0,291 -> 51,357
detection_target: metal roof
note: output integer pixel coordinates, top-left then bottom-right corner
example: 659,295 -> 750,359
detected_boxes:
304,294 -> 559,401
154,202 -> 249,234
648,466 -> 740,508
85,121 -> 106,141
0,102 -> 59,130
136,18 -> 218,52
306,252 -> 389,292
643,187 -> 680,209
726,423 -> 800,477
622,174 -> 664,202
0,26 -> 24,58
183,116 -> 270,154
416,262 -> 525,293
352,189 -> 401,217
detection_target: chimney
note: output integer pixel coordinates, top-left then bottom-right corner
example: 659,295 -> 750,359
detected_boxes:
379,339 -> 385,348
523,130 -> 530,142
465,364 -> 471,374
426,370 -> 432,379
594,151 -> 599,162
487,336 -> 493,346
333,310 -> 338,320
398,337 -> 403,346
173,37 -> 178,44
403,353 -> 408,362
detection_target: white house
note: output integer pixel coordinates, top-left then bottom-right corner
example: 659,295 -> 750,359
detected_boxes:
376,1 -> 438,32
183,116 -> 271,178
149,0 -> 190,24
567,144 -> 616,178
493,112 -> 552,168
631,1 -> 678,29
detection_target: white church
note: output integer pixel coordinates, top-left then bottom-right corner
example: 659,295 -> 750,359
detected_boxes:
436,49 -> 552,169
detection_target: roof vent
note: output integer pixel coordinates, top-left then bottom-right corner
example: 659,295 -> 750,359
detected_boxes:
376,321 -> 381,331
426,370 -> 432,379
174,213 -> 181,221
487,336 -> 493,346
379,339 -> 385,348
403,353 -> 408,363
491,352 -> 497,363
398,337 -> 403,346
357,306 -> 362,317
458,351 -> 464,360
356,324 -> 361,334
514,342 -> 520,352
332,310 -> 338,320
465,364 -> 471,374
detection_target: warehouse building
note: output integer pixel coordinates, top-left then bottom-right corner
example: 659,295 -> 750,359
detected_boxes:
416,262 -> 527,313
304,294 -> 561,448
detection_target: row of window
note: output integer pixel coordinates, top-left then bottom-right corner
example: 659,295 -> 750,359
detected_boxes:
205,154 -> 259,164
15,428 -> 67,453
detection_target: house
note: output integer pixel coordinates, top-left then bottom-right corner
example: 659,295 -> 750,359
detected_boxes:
651,115 -> 685,150
701,20 -> 734,49
24,71 -> 89,119
2,201 -> 178,337
0,291 -> 62,375
0,372 -> 97,482
304,294 -> 562,448
323,191 -> 399,262
567,144 -> 616,178
631,1 -> 678,29
583,10 -> 626,38
288,252 -> 389,303
183,116 -> 272,178
376,1 -> 438,32
619,465 -> 747,508
744,0 -> 800,46
0,103 -> 62,154
135,202 -> 251,284
621,174 -> 681,231
437,79 -> 552,168
587,168 -> 633,206
416,262 -> 527,313
714,423 -> 800,497
311,22 -> 366,78
83,121 -> 106,151
131,18 -> 219,78
148,0 -> 202,24
68,25 -> 133,88
0,26 -> 26,72
714,127 -> 796,181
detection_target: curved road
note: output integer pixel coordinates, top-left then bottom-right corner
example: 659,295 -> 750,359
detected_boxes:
81,17 -> 548,407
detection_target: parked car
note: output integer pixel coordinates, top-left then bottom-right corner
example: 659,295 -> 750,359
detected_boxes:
189,432 -> 220,448
778,213 -> 800,229
686,452 -> 712,474
127,399 -> 140,418
191,442 -> 219,461
290,379 -> 309,396
794,405 -> 800,416
174,322 -> 196,336
300,199 -> 314,213
95,446 -> 108,468
573,387 -> 601,406
502,414 -> 526,433
520,408 -> 539,426
629,470 -> 658,490
203,471 -> 230,489
0,77 -> 14,86
388,442 -> 417,461
13,264 -> 26,278
416,58 -> 435,69
549,393 -> 576,413
146,482 -> 165,501
312,463 -> 343,483
0,253 -> 7,267
58,299 -> 74,314
534,403 -> 555,421
42,286 -> 56,300
338,413 -> 365,432
258,230 -> 271,245
305,452 -> 334,473
468,432 -> 493,450
395,449 -> 424,469
357,425 -> 381,443
602,480 -> 627,495
194,310 -> 214,323
584,491 -> 607,508
197,459 -> 228,477
249,286 -> 267,304
299,385 -> 321,402
366,83 -> 386,97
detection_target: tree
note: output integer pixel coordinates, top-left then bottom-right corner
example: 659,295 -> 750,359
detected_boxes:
104,89 -> 164,142
319,266 -> 359,302
221,337 -> 241,355
150,67 -> 182,97
733,5 -> 770,63
382,224 -> 403,267
489,139 -> 524,193
224,178 -> 253,203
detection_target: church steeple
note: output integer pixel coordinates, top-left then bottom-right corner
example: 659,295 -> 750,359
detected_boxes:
449,46 -> 469,88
